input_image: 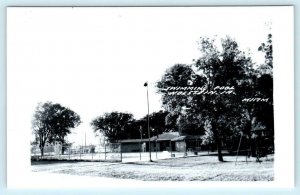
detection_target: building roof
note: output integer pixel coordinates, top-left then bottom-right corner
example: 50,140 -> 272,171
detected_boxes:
118,138 -> 149,143
118,132 -> 180,143
171,135 -> 201,141
118,132 -> 201,143
152,132 -> 180,141
171,136 -> 186,141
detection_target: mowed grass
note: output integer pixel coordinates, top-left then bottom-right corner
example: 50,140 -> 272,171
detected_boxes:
31,155 -> 274,181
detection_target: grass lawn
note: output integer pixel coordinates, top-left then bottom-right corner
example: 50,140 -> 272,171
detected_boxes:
31,154 -> 274,181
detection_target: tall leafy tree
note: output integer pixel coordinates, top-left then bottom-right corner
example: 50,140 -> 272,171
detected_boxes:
90,112 -> 134,142
157,64 -> 207,136
222,34 -> 274,155
50,104 -> 81,154
32,102 -> 54,157
253,34 -> 274,152
194,36 -> 255,161
125,111 -> 172,140
32,102 -> 81,156
157,65 -> 204,146
126,118 -> 146,139
258,34 -> 273,75
142,110 -> 172,136
157,37 -> 255,161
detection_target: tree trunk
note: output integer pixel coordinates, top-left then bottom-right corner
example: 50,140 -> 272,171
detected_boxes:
215,135 -> 224,162
61,146 -> 65,155
211,126 -> 224,162
40,146 -> 44,158
61,139 -> 65,155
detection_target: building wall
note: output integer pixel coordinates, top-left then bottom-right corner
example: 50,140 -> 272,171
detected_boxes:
158,141 -> 172,151
121,143 -> 142,153
175,141 -> 186,152
121,141 -> 187,152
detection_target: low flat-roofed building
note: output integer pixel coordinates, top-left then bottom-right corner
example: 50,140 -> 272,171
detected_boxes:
118,132 -> 201,153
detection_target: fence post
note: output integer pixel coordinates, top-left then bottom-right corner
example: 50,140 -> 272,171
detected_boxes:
58,145 -> 61,159
80,146 -> 82,160
99,145 -> 101,160
170,140 -> 172,158
139,141 -> 141,161
120,143 -> 122,162
34,146 -> 37,159
156,141 -> 158,159
105,143 -> 107,160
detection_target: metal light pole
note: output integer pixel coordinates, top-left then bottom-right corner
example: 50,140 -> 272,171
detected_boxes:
144,82 -> 152,162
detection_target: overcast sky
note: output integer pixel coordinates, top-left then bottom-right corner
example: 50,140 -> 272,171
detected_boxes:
7,7 -> 273,145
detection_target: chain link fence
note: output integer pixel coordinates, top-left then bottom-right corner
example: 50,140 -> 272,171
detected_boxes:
31,143 -> 122,162
31,139 -> 273,163
31,143 -> 211,163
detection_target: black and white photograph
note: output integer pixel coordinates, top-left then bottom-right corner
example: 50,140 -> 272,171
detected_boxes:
7,6 -> 294,188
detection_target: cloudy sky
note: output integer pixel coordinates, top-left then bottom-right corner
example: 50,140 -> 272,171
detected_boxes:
8,7 -> 273,145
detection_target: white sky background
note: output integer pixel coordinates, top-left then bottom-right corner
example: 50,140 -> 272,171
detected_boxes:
7,7 -> 271,145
